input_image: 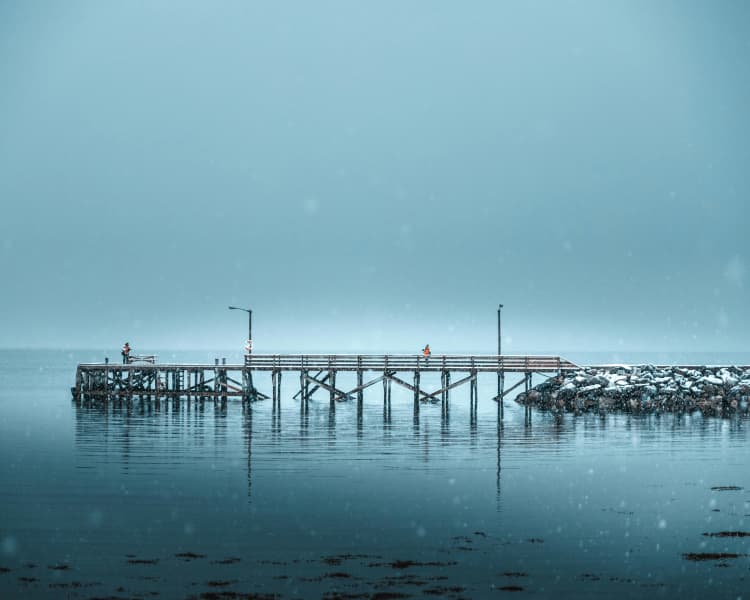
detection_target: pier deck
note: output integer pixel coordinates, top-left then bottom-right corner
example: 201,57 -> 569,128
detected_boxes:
72,354 -> 578,419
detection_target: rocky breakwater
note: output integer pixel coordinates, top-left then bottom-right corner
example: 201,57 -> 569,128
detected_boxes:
516,365 -> 750,415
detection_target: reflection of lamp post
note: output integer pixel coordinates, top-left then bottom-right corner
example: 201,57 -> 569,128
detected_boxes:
497,304 -> 504,418
228,306 -> 252,352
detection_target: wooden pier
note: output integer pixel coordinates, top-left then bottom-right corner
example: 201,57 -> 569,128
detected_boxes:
72,354 -> 578,419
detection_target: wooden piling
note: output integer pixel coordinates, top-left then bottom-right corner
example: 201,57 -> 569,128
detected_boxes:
329,370 -> 336,407
413,371 -> 420,413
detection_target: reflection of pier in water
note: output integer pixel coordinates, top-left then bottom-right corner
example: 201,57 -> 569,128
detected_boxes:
73,390 -> 514,505
73,397 -> 747,518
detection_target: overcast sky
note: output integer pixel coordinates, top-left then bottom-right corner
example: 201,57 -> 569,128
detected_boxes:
1,1 -> 748,354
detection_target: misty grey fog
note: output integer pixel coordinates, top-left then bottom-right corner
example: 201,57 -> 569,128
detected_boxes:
1,1 -> 748,355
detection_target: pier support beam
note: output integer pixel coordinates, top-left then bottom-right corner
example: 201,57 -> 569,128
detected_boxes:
271,370 -> 281,410
357,368 -> 365,405
440,371 -> 451,407
299,370 -> 308,410
329,371 -> 337,408
524,372 -> 532,426
470,370 -> 478,422
413,371 -> 420,413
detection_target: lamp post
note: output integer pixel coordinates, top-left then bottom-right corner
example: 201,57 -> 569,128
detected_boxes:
229,305 -> 255,400
497,303 -> 503,357
228,306 -> 252,351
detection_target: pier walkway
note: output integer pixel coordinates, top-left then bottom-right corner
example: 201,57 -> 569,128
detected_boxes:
72,354 -> 579,420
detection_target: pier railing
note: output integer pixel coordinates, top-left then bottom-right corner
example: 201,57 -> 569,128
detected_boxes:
241,354 -> 577,373
76,354 -> 578,374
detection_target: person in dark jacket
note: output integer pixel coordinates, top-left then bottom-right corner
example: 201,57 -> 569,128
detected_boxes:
122,342 -> 131,364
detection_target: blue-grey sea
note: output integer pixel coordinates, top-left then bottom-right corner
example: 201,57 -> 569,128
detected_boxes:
1,350 -> 749,599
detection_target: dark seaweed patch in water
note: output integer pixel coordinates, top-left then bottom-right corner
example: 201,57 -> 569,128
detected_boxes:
703,531 -> 750,538
422,586 -> 466,595
0,566 -> 10,573
375,575 -> 429,587
324,572 -> 353,579
500,573 -> 528,578
205,580 -> 239,587
127,558 -> 159,565
18,576 -> 39,583
49,581 -> 100,589
325,553 -> 380,564
682,552 -> 745,561
450,536 -> 472,544
176,552 -> 206,560
211,557 -> 241,565
322,593 -> 369,600
193,593 -> 279,600
526,538 -> 544,544
196,593 -> 279,600
711,486 -> 743,491
48,563 -> 71,570
370,560 -> 457,570
497,586 -> 524,592
578,573 -> 600,581
473,531 -> 487,538
370,594 -> 412,600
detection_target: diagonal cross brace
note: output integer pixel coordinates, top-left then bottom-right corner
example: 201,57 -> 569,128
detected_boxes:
294,371 -> 327,400
420,372 -> 477,401
493,376 -> 526,401
303,373 -> 351,401
386,373 -> 435,402
387,371 -> 477,402
344,374 -> 388,396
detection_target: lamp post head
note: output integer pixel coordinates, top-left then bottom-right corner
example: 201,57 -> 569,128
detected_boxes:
228,306 -> 251,313
499,304 -> 503,309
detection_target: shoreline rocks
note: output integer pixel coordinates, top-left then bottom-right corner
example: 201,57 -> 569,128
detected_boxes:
515,365 -> 750,415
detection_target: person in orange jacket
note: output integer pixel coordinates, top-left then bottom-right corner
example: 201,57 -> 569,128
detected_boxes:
422,344 -> 431,358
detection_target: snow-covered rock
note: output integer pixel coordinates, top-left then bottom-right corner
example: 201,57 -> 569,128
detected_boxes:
515,364 -> 750,415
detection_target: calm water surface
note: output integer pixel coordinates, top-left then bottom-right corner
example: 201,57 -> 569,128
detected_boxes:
1,350 -> 749,599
